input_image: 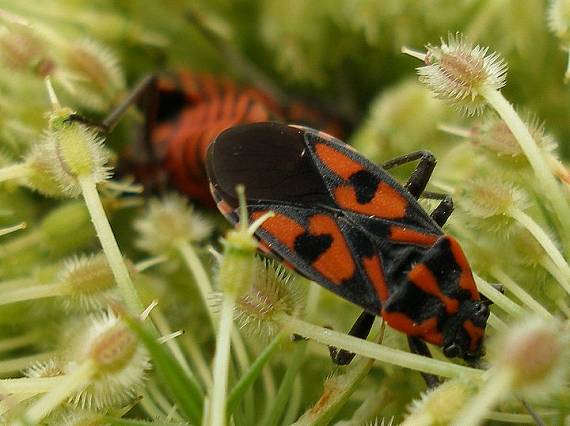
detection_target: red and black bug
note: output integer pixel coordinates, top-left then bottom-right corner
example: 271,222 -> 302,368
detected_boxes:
117,71 -> 345,206
206,122 -> 490,363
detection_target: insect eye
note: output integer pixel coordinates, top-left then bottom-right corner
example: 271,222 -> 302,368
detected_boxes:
473,302 -> 490,320
443,343 -> 460,358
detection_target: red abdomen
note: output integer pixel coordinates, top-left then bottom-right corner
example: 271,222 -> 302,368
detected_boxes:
151,71 -> 284,206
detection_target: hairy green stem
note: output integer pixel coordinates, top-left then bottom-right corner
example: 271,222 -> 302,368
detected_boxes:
79,175 -> 143,315
490,267 -> 551,318
480,87 -> 570,254
0,222 -> 26,237
21,360 -> 96,425
0,376 -> 64,395
508,207 -> 570,294
209,295 -> 235,426
0,163 -> 28,183
177,241 -> 215,322
0,282 -> 69,306
278,314 -> 480,379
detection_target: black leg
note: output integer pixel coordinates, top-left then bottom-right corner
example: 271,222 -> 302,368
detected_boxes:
66,75 -> 163,189
67,74 -> 158,135
382,150 -> 436,199
407,336 -> 441,388
422,191 -> 454,227
328,311 -> 375,365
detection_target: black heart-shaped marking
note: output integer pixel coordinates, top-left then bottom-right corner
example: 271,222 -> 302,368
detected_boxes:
294,233 -> 333,263
349,170 -> 380,204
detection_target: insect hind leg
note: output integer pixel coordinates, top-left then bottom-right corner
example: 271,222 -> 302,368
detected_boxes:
421,191 -> 454,227
328,310 -> 375,365
381,150 -> 436,199
407,336 -> 441,388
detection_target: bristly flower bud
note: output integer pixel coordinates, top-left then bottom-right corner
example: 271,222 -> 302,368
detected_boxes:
232,258 -> 301,338
547,0 -> 570,81
0,19 -> 52,75
134,194 -> 213,255
65,310 -> 150,409
491,317 -> 569,398
61,39 -> 125,111
548,0 -> 570,41
407,33 -> 507,116
458,178 -> 527,235
403,379 -> 477,426
57,253 -> 122,312
469,113 -> 558,168
24,122 -> 111,198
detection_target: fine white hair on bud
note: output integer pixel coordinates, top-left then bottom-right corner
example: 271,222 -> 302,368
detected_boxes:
24,124 -> 111,198
57,253 -> 122,312
64,310 -> 150,409
62,38 -> 125,111
231,258 -> 302,338
415,33 -> 508,116
547,0 -> 570,41
404,379 -> 475,425
134,194 -> 213,255
492,316 -> 569,399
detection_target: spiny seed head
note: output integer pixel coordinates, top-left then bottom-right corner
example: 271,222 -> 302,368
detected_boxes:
134,194 -> 213,255
62,39 -> 125,111
492,317 -> 569,398
548,0 -> 570,42
0,20 -> 51,75
25,124 -> 111,198
48,124 -> 111,188
458,178 -> 527,236
65,310 -> 150,409
417,33 -> 507,116
509,228 -> 550,267
24,142 -> 69,198
404,379 -> 476,426
57,253 -> 122,312
50,408 -> 105,426
471,113 -> 557,162
24,358 -> 64,378
231,258 -> 301,338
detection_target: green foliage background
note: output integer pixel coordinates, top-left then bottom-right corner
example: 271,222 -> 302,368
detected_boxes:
0,0 -> 569,425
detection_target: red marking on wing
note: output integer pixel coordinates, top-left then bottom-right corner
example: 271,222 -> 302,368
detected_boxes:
334,182 -> 407,219
362,255 -> 389,303
251,211 -> 305,252
408,263 -> 459,315
314,143 -> 362,180
381,311 -> 443,345
307,215 -> 355,285
389,226 -> 438,246
463,320 -> 484,353
447,236 -> 479,301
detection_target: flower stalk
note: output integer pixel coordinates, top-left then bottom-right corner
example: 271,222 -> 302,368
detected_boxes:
79,175 -> 143,315
277,314 -> 479,379
481,87 -> 570,251
20,360 -> 97,425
